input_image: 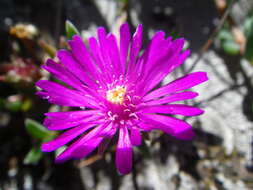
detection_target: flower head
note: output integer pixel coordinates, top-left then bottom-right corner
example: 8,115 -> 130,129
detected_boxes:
36,23 -> 208,174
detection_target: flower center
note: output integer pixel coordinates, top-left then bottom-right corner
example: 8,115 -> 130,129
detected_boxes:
106,86 -> 126,104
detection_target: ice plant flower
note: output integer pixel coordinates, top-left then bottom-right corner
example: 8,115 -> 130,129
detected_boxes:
36,23 -> 208,174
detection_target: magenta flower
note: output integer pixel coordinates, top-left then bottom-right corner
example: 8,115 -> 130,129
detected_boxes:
36,23 -> 208,174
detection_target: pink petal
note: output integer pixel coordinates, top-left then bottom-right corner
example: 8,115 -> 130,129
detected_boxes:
140,104 -> 204,116
127,24 -> 142,75
72,137 -> 103,159
120,23 -> 131,73
42,59 -> 84,91
88,37 -> 104,69
69,35 -> 102,81
36,80 -> 98,108
44,114 -> 103,130
143,91 -> 198,106
139,114 -> 195,140
57,50 -> 97,88
116,126 -> 133,174
107,34 -> 122,76
97,27 -> 114,78
100,123 -> 117,138
72,123 -> 116,159
127,32 -> 169,91
137,32 -> 167,76
44,110 -> 100,118
143,72 -> 208,101
71,123 -> 116,159
41,124 -> 94,152
130,127 -> 142,146
55,123 -> 108,162
143,49 -> 190,93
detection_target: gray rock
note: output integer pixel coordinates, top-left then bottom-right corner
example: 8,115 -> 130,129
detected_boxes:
187,51 -> 253,164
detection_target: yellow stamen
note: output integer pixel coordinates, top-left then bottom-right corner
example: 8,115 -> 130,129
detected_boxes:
106,86 -> 126,104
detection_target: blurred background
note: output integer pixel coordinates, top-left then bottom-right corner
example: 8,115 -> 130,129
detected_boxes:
0,0 -> 253,189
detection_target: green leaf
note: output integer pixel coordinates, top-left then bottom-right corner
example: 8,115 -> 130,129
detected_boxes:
55,146 -> 67,157
65,20 -> 80,40
21,99 -> 32,112
25,118 -> 53,140
243,16 -> 253,37
5,100 -> 23,112
116,0 -> 129,3
218,29 -> 234,42
221,40 -> 240,55
24,147 -> 43,164
244,19 -> 253,64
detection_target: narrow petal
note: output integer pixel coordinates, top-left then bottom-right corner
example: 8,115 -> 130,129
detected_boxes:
127,31 -> 167,88
97,27 -> 114,79
143,72 -> 208,101
143,91 -> 198,106
57,50 -> 97,88
143,49 -> 190,93
100,122 -> 117,138
71,123 -> 116,159
44,114 -> 103,130
36,91 -> 84,107
41,124 -> 94,152
69,35 -> 101,80
140,104 -> 204,116
107,34 -> 122,75
72,137 -> 103,159
36,80 -> 98,108
138,32 -> 167,75
127,24 -> 142,75
88,37 -> 108,79
130,127 -> 142,146
44,110 -> 100,118
116,126 -> 133,174
55,123 -> 108,162
139,114 -> 195,140
42,59 -> 84,91
120,23 -> 131,73
88,123 -> 117,155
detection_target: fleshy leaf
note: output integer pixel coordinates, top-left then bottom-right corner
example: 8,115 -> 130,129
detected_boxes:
245,18 -> 253,64
5,100 -> 22,112
65,20 -> 80,40
25,118 -> 55,140
24,147 -> 43,164
222,40 -> 240,55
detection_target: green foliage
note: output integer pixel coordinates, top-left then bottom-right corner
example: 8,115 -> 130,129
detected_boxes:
21,99 -> 32,112
25,118 -> 55,141
217,28 -> 240,56
222,40 -> 240,55
3,97 -> 32,112
217,14 -> 253,61
244,16 -> 253,64
55,146 -> 67,157
24,147 -> 43,164
218,29 -> 234,41
243,16 -> 253,37
116,0 -> 129,3
24,119 -> 57,164
65,20 -> 80,40
5,100 -> 23,112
